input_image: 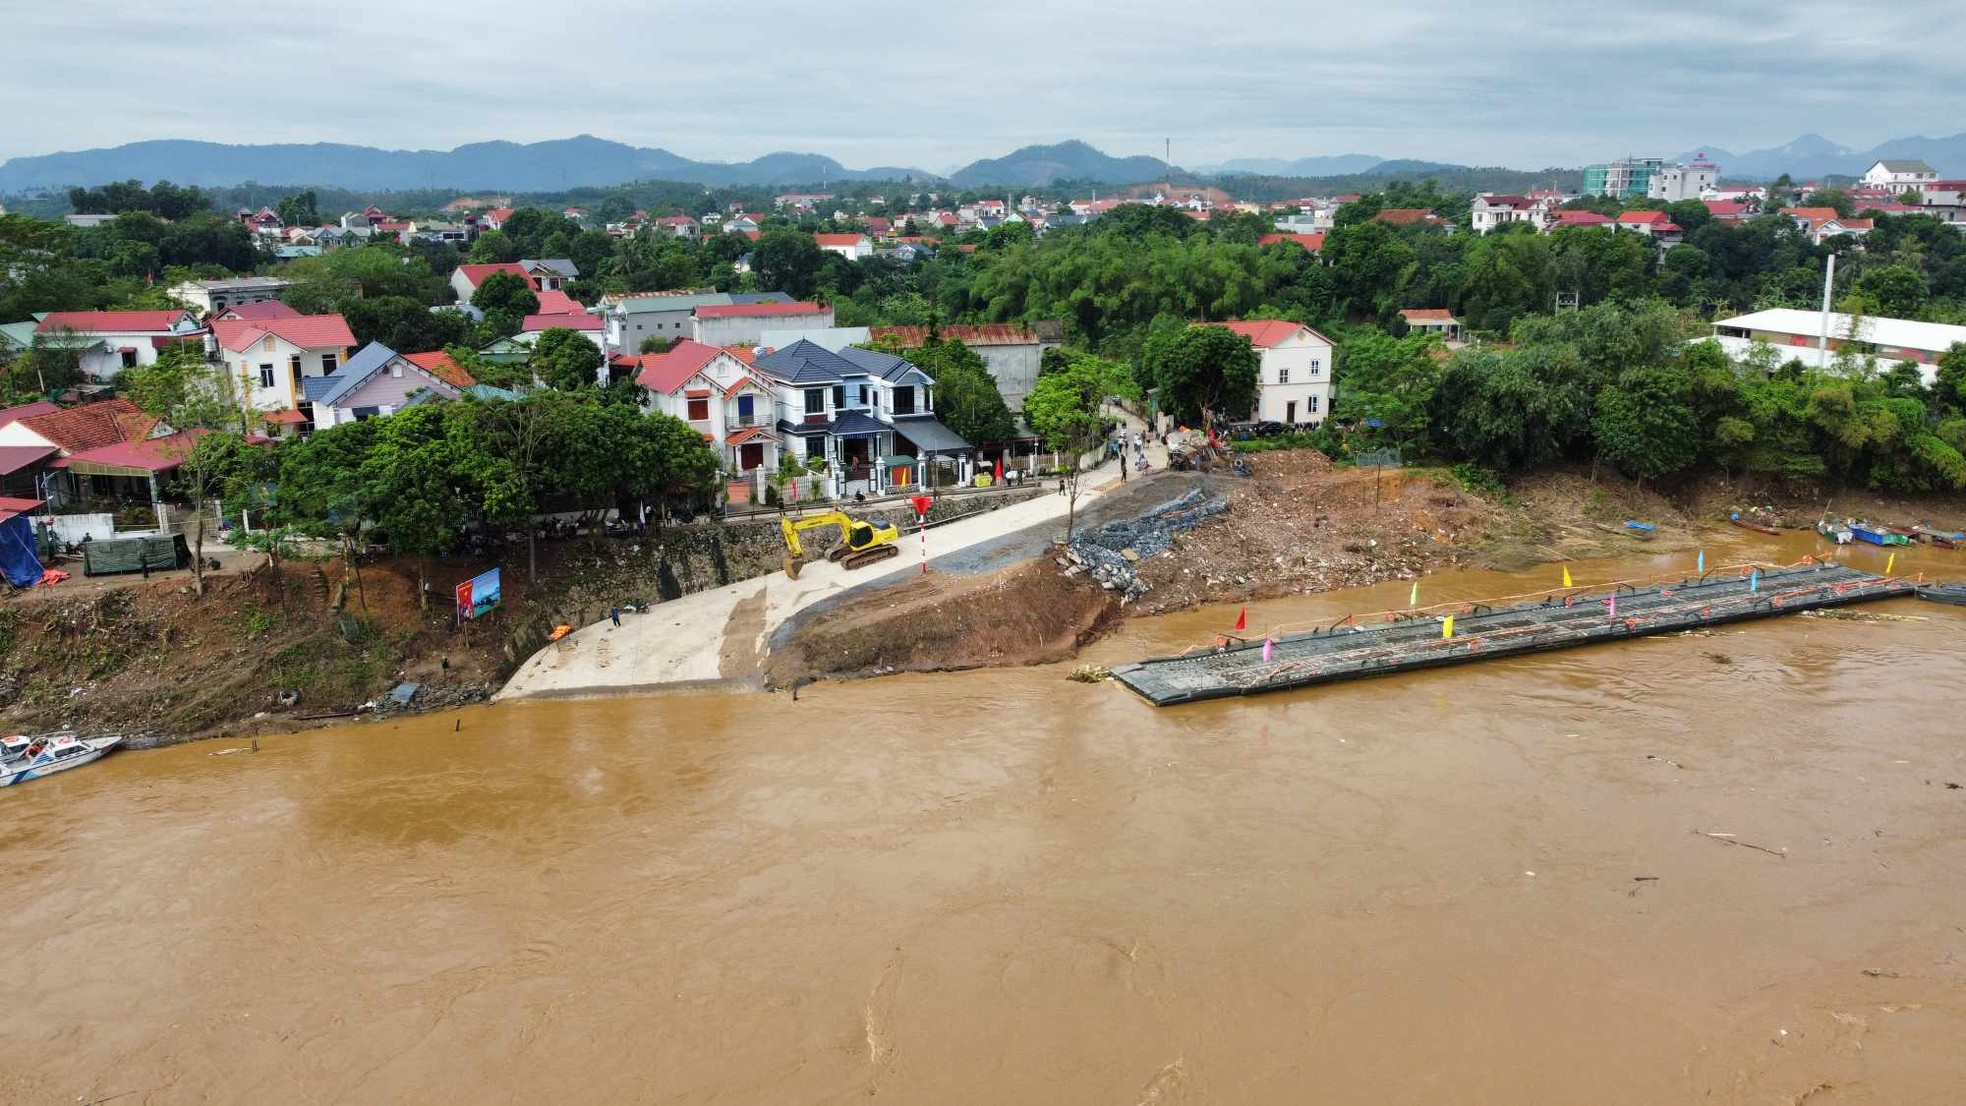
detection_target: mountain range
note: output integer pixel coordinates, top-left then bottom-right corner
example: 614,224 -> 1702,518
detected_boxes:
1675,132 -> 1966,181
0,135 -> 935,193
6,131 -> 1965,197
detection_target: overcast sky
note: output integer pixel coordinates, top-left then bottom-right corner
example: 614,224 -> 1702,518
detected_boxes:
4,0 -> 1962,170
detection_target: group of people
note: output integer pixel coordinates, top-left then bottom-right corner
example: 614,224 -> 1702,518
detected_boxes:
1112,429 -> 1152,480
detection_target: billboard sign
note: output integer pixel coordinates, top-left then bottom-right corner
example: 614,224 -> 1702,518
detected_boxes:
455,567 -> 502,621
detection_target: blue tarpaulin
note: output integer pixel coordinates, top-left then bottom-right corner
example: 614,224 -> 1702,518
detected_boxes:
0,514 -> 44,587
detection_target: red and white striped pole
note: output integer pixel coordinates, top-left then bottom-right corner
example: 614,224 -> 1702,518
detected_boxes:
912,495 -> 932,575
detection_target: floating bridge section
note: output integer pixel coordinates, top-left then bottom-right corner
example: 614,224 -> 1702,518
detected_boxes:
1111,563 -> 1918,707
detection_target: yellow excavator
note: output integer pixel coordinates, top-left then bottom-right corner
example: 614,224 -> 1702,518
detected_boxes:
779,510 -> 902,579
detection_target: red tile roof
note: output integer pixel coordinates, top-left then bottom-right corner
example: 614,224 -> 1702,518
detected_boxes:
0,445 -> 56,475
725,427 -> 769,446
634,339 -> 727,394
1617,211 -> 1672,224
404,350 -> 476,388
532,290 -> 587,315
1702,200 -> 1750,216
35,310 -> 195,335
813,233 -> 868,247
17,398 -> 159,455
693,301 -> 828,320
870,324 -> 1039,348
1372,208 -> 1441,227
1779,207 -> 1841,221
63,429 -> 207,474
522,313 -> 603,332
1402,308 -> 1457,322
213,300 -> 302,322
454,262 -> 529,290
1549,211 -> 1613,227
1201,319 -> 1328,349
1258,232 -> 1326,252
0,401 -> 60,428
212,313 -> 355,352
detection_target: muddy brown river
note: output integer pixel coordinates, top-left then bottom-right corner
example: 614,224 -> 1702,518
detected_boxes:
4,534 -> 1964,1103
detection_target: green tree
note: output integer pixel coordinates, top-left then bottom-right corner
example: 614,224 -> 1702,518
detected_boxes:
908,338 -> 1015,445
275,190 -> 319,228
530,328 -> 604,391
1852,264 -> 1928,318
125,346 -> 251,595
1142,324 -> 1260,429
467,229 -> 520,264
751,229 -> 827,299
1023,352 -> 1133,538
472,270 -> 539,338
1332,332 -> 1443,446
342,296 -> 470,353
1592,366 -> 1701,483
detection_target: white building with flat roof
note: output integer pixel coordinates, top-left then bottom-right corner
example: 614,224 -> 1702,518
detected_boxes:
1707,308 -> 1966,384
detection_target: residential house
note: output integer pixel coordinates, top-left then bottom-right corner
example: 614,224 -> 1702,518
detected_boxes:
1919,180 -> 1966,226
480,207 -> 516,230
520,258 -> 578,291
601,291 -> 734,351
1546,210 -> 1614,231
210,301 -> 301,324
692,301 -> 834,348
302,343 -> 464,427
210,313 -> 357,415
862,216 -> 892,239
1707,308 -> 1966,384
0,397 -> 162,508
1258,232 -> 1326,255
633,340 -> 781,476
402,350 -> 477,390
1469,194 -> 1547,234
532,289 -> 587,317
758,328 -> 873,353
752,339 -> 970,497
1615,210 -> 1684,243
1779,207 -> 1872,245
450,262 -> 531,305
1646,158 -> 1720,202
32,310 -> 206,379
406,220 -> 472,245
1702,199 -> 1754,223
0,401 -> 61,498
1200,321 -> 1334,427
240,206 -> 284,237
1400,308 -> 1465,344
0,320 -> 40,361
1372,208 -> 1446,229
516,312 -> 606,356
723,214 -> 762,236
167,276 -> 292,316
653,216 -> 700,240
814,233 -> 873,260
1859,160 -> 1938,191
63,214 -> 116,228
340,205 -> 390,229
868,323 -> 1058,413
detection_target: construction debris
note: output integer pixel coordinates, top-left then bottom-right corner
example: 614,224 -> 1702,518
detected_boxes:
1065,488 -> 1228,602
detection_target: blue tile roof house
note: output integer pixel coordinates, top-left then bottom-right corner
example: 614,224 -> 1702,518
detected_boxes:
751,339 -> 974,498
302,342 -> 465,427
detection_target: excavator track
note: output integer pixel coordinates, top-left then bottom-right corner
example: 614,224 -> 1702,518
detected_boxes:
839,544 -> 901,571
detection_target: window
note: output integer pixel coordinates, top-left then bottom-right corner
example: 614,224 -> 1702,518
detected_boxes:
258,363 -> 276,388
687,397 -> 709,421
1309,359 -> 1322,376
857,384 -> 868,405
832,385 -> 846,410
289,354 -> 302,383
1277,367 -> 1290,384
804,436 -> 824,460
736,394 -> 755,424
322,353 -> 338,374
1307,396 -> 1319,413
120,349 -> 138,369
262,336 -> 277,352
804,388 -> 826,415
352,406 -> 381,421
892,386 -> 916,415
389,362 -> 403,378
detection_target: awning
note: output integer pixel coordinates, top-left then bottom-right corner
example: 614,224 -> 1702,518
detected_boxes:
831,411 -> 888,437
0,445 -> 56,475
265,409 -> 309,424
890,416 -> 970,454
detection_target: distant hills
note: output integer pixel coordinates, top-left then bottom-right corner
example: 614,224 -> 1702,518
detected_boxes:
0,135 -> 934,193
1675,132 -> 1966,181
945,141 -> 1175,189
8,130 -> 1964,198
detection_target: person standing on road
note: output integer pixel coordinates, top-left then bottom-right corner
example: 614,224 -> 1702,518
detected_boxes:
608,606 -> 621,628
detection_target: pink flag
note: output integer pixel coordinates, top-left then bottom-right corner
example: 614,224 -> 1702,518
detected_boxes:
1262,637 -> 1273,662
1608,593 -> 1618,618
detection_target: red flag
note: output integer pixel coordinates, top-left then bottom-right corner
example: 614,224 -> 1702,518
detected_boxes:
1234,607 -> 1247,631
993,457 -> 1003,482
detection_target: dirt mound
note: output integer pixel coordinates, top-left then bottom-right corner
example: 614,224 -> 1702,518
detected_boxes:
764,561 -> 1117,686
1131,451 -> 1499,613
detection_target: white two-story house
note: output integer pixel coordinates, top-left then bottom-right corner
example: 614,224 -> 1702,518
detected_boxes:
632,340 -> 781,476
210,313 -> 356,416
32,310 -> 206,380
752,339 -> 972,498
1205,320 -> 1335,427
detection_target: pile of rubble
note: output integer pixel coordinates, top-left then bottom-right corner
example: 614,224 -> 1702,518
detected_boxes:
1059,488 -> 1229,601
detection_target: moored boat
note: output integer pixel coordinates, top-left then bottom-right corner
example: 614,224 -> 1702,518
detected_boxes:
0,733 -> 123,787
1908,525 -> 1964,549
1729,512 -> 1781,535
1848,521 -> 1910,546
1817,520 -> 1854,544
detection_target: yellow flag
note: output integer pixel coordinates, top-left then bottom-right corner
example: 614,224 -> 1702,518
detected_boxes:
1562,565 -> 1573,588
1885,551 -> 1896,575
1442,615 -> 1455,640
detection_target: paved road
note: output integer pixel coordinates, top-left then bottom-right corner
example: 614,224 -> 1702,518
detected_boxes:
494,417 -> 1182,701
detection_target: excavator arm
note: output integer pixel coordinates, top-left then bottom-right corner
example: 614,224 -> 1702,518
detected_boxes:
779,510 -> 900,579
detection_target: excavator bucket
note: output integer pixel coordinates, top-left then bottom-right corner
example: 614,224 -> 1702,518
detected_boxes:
783,555 -> 803,580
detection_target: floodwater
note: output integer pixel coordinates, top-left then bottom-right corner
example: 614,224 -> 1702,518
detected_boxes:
4,533 -> 1964,1104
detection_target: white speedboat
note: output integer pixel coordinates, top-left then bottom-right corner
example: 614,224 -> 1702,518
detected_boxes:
1,733 -> 122,787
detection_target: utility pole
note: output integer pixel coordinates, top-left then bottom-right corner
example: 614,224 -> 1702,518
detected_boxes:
1818,253 -> 1836,356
